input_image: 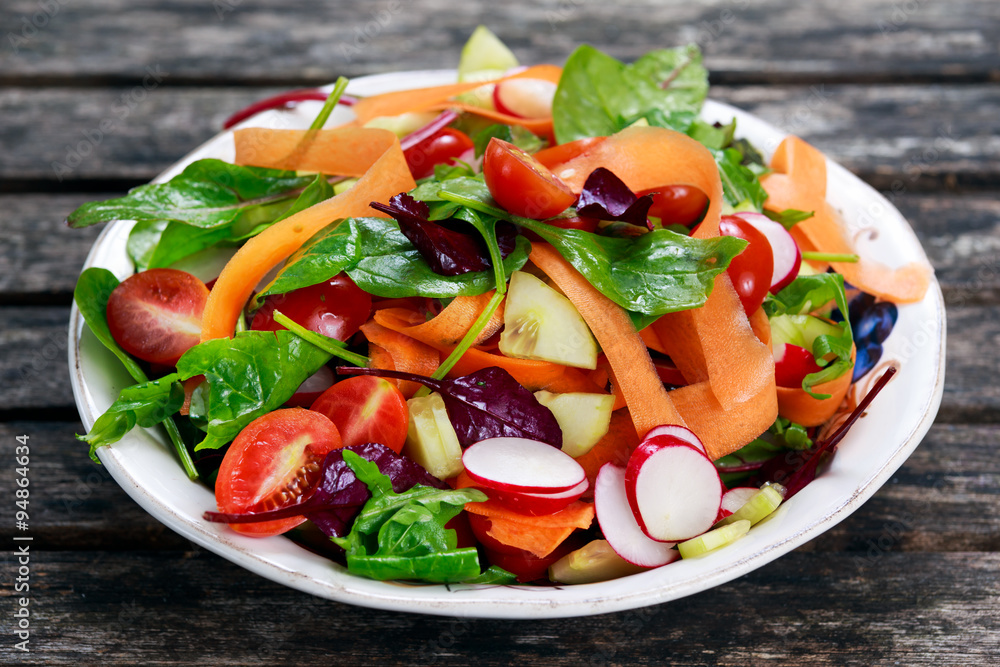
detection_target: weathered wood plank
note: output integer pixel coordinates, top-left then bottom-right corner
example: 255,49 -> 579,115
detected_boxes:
0,549 -> 996,665
3,84 -> 997,188
1,420 -> 996,552
0,0 -> 997,85
4,191 -> 997,303
2,304 -> 995,419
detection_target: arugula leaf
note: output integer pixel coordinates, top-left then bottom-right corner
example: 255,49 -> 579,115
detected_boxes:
176,330 -> 332,450
77,374 -> 185,461
331,451 -> 487,583
437,178 -> 746,316
765,273 -> 855,398
552,44 -> 708,144
263,216 -> 529,300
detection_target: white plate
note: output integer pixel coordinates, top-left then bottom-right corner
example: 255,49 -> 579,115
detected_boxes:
69,70 -> 946,618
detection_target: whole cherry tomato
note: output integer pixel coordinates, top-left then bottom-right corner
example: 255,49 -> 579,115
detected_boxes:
719,215 -> 774,315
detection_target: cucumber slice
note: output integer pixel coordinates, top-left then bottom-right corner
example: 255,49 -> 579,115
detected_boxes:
534,391 -> 614,457
677,520 -> 750,559
403,392 -> 463,479
549,539 -> 649,584
457,26 -> 519,82
714,483 -> 786,528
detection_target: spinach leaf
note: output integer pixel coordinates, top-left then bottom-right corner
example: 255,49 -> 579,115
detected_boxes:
553,44 -> 708,144
342,366 -> 563,449
77,374 -> 185,461
765,273 -> 855,398
764,208 -> 815,230
689,119 -> 736,151
713,147 -> 769,211
472,123 -> 545,157
176,330 -> 332,450
437,178 -> 747,316
263,216 -> 530,300
68,159 -> 316,229
331,451 -> 487,583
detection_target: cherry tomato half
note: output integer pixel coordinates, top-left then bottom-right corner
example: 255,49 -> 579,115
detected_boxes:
641,185 -> 710,227
215,408 -> 343,536
404,127 -> 474,180
719,215 -> 774,315
251,273 -> 371,342
774,343 -> 824,388
483,138 -> 577,219
478,530 -> 584,582
309,375 -> 409,453
106,268 -> 209,366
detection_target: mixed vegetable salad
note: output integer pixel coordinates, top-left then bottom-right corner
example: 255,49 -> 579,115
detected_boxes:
71,27 -> 932,585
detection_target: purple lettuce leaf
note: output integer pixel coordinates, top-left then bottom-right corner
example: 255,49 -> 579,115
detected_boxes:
202,442 -> 448,538
575,167 -> 656,230
339,366 -> 563,449
370,193 -> 515,276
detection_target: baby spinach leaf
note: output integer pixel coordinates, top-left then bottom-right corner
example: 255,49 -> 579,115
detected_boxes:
77,374 -> 185,461
262,216 -> 529,300
437,178 -> 746,316
712,147 -> 769,211
472,123 -> 545,157
331,451 -> 486,583
575,167 -> 655,230
176,330 -> 332,450
553,44 -> 708,144
341,366 -> 563,449
74,268 -> 147,383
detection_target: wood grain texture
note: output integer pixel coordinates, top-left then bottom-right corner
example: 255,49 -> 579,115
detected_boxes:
1,0 -> 997,85
3,84 -> 999,188
0,549 -> 996,665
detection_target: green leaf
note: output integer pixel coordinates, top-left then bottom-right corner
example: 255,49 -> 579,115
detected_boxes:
471,123 -> 545,157
176,330 -> 332,450
712,147 -> 769,211
764,208 -> 815,230
77,374 -> 184,461
437,178 -> 746,316
553,44 -> 708,144
67,159 -> 317,229
462,565 -> 519,585
332,451 -> 488,583
73,268 -> 148,383
262,216 -> 530,300
688,118 -> 736,151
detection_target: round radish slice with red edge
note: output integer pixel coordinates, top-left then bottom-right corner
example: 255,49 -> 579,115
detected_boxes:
641,425 -> 705,453
106,268 -> 209,366
625,439 -> 723,542
462,437 -> 585,494
490,479 -> 589,516
493,78 -> 556,119
594,463 -> 679,568
717,487 -> 759,521
735,211 -> 802,293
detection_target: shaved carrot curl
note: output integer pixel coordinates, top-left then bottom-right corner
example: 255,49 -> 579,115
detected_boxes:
200,137 -> 416,341
761,136 -> 931,304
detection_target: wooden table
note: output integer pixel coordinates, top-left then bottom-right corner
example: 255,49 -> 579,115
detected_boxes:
2,1 -> 998,664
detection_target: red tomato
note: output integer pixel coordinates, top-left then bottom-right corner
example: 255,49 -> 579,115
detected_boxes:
719,215 -> 774,315
641,185 -> 710,227
483,138 -> 577,219
251,273 -> 371,342
774,343 -> 824,388
106,268 -> 209,366
404,127 -> 474,179
532,137 -> 606,169
467,513 -> 522,555
480,535 -> 584,583
309,376 -> 409,453
215,408 -> 343,537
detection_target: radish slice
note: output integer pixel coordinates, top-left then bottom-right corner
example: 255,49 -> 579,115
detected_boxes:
491,479 -> 589,516
641,424 -> 705,453
625,441 -> 724,542
721,487 -> 758,514
462,437 -> 585,494
594,464 -> 679,568
493,78 -> 557,119
735,211 -> 802,293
